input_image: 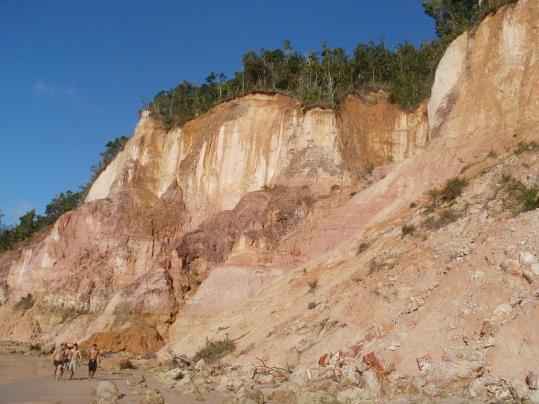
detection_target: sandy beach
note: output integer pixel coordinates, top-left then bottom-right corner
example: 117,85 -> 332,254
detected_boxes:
0,350 -> 225,404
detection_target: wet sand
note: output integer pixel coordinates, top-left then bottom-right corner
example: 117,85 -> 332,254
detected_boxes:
0,352 -> 224,403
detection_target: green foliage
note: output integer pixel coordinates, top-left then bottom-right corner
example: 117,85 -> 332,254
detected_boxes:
389,41 -> 445,110
401,224 -> 416,236
441,177 -> 469,201
14,293 -> 34,311
43,191 -> 82,224
147,1 -> 517,129
423,0 -> 518,41
514,140 -> 539,155
428,177 -> 468,207
148,38 -> 443,128
87,136 -> 129,188
0,136 -> 129,253
192,337 -> 236,364
505,179 -> 539,213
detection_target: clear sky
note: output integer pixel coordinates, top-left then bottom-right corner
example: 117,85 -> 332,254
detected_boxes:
0,0 -> 436,224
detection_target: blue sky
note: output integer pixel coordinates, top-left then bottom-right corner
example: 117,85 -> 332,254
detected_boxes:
0,0 -> 436,225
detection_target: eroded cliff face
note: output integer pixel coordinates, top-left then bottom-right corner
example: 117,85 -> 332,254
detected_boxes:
0,89 -> 426,346
163,0 -> 539,389
1,0 -> 538,398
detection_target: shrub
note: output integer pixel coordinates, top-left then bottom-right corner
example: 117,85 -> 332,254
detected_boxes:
192,337 -> 236,364
401,224 -> 416,236
308,279 -> 318,292
14,293 -> 34,311
409,202 -> 417,208
308,302 -> 317,310
442,177 -> 468,201
428,177 -> 468,207
422,208 -> 459,231
514,140 -> 539,155
506,180 -> 539,213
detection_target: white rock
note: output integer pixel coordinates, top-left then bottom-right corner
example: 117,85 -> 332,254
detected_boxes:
519,252 -> 536,265
95,381 -> 120,403
290,367 -> 313,387
492,304 -> 512,322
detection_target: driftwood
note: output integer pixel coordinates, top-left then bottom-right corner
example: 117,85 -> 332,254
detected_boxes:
172,354 -> 194,367
252,357 -> 293,379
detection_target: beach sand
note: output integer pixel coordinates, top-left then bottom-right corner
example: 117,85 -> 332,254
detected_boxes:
0,351 -> 225,403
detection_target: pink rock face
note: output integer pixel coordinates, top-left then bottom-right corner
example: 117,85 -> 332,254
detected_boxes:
0,86 -> 428,349
185,266 -> 284,313
1,2 -> 539,395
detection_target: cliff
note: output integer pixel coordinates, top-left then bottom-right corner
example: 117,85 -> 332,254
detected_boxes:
1,0 -> 538,399
0,89 -> 427,346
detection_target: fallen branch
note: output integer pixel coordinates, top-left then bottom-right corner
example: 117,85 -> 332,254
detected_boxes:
252,357 -> 293,379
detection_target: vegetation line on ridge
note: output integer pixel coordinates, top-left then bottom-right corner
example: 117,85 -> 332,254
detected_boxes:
0,0 -> 518,253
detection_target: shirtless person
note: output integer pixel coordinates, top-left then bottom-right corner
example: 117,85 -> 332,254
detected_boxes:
51,343 -> 66,381
87,344 -> 100,379
68,343 -> 82,380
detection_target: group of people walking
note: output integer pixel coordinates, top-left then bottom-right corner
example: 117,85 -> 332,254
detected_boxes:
51,343 -> 100,381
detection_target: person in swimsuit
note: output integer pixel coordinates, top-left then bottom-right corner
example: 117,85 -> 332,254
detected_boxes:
88,344 -> 100,379
51,343 -> 66,381
68,343 -> 82,379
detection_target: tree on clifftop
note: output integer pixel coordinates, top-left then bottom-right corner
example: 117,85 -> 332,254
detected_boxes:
423,0 -> 518,40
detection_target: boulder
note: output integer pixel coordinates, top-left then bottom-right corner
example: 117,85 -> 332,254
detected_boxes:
164,368 -> 184,381
95,381 -> 120,404
340,364 -> 360,386
362,351 -> 395,379
126,375 -> 145,387
290,367 -> 313,387
359,368 -> 381,396
527,371 -> 539,390
319,352 -> 331,367
267,390 -> 297,403
491,304 -> 512,323
233,387 -> 264,404
253,372 -> 274,385
139,388 -> 165,404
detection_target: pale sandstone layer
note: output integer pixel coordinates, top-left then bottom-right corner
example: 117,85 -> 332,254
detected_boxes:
0,0 -> 538,398
165,0 -> 539,385
0,89 -> 427,345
